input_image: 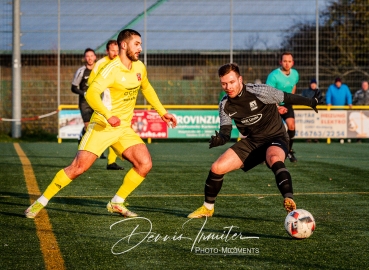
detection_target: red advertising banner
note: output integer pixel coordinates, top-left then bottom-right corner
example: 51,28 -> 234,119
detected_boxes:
131,110 -> 168,138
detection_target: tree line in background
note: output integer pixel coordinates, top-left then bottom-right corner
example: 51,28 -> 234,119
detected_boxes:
283,0 -> 369,86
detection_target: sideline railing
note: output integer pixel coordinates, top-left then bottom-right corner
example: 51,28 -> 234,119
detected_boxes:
58,104 -> 369,144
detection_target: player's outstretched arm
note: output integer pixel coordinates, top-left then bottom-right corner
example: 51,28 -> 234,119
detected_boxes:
161,113 -> 177,128
283,90 -> 323,113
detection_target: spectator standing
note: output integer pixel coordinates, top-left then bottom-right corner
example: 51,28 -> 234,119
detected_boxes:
352,80 -> 369,105
302,79 -> 319,99
326,77 -> 352,108
352,80 -> 369,143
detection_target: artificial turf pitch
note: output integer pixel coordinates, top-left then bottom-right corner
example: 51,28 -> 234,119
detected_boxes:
0,141 -> 368,269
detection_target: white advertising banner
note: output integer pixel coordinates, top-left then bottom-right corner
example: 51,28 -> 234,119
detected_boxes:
58,109 -> 369,140
58,110 -> 84,139
295,110 -> 369,139
295,110 -> 347,138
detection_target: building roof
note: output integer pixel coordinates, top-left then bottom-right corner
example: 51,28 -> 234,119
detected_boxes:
0,0 -> 332,54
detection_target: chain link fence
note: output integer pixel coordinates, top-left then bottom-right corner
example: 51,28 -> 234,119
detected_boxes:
1,0 -> 368,135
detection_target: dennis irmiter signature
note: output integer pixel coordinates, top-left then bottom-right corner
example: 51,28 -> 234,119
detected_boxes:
110,217 -> 259,255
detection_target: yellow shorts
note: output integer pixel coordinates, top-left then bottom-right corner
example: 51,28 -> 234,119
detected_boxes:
78,122 -> 144,157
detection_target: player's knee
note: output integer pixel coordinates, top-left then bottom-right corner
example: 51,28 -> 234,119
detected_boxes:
267,155 -> 284,167
210,163 -> 217,174
210,162 -> 224,175
144,160 -> 153,173
136,157 -> 152,175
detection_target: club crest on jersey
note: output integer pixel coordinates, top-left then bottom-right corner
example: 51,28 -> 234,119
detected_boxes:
249,100 -> 258,111
136,73 -> 142,81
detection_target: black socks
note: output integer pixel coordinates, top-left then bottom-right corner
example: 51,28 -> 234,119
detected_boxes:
204,170 -> 224,204
271,161 -> 293,198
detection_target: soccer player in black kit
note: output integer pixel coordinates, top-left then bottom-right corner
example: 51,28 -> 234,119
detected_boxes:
188,63 -> 321,218
72,49 -> 100,151
71,48 -> 106,159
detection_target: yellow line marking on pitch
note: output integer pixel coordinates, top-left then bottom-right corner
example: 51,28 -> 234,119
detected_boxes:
14,143 -> 65,270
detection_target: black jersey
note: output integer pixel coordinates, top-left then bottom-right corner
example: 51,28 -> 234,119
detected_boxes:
71,65 -> 92,104
219,83 -> 287,142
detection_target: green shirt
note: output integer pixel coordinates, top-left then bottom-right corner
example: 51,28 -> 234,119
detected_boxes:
266,68 -> 299,94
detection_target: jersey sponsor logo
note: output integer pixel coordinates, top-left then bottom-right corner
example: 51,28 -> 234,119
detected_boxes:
123,88 -> 140,101
249,100 -> 258,111
228,112 -> 237,117
136,73 -> 141,81
241,114 -> 262,125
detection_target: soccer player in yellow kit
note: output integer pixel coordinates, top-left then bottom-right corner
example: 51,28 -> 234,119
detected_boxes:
25,29 -> 177,218
87,40 -> 124,170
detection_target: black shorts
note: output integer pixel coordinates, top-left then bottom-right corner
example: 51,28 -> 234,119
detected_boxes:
230,136 -> 289,172
79,100 -> 93,123
280,104 -> 295,120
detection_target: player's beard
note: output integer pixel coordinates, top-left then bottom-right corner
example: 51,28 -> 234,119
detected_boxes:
281,65 -> 291,73
127,47 -> 139,61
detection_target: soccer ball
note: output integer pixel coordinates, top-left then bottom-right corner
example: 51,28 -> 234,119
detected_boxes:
284,209 -> 316,239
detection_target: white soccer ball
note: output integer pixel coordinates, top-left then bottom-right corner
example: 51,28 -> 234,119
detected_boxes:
284,209 -> 316,239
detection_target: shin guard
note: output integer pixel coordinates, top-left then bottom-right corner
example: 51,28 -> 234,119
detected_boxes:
204,171 -> 224,204
271,161 -> 293,199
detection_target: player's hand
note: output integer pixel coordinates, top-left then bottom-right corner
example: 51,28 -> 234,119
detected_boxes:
277,106 -> 288,115
107,116 -> 121,127
162,113 -> 177,128
209,131 -> 227,149
311,90 -> 323,113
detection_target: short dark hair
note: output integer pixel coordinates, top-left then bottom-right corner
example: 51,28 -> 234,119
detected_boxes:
106,40 -> 118,50
218,63 -> 240,77
117,29 -> 141,48
335,77 -> 342,83
280,51 -> 293,60
84,48 -> 95,56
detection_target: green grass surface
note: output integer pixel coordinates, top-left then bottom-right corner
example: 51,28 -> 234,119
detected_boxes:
1,141 -> 368,269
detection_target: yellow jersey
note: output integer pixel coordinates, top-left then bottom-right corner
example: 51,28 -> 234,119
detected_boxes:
87,55 -> 110,86
86,57 -> 167,127
88,55 -> 113,110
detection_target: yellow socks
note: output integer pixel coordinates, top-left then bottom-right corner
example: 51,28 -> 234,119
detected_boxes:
43,169 -> 72,200
116,169 -> 145,199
